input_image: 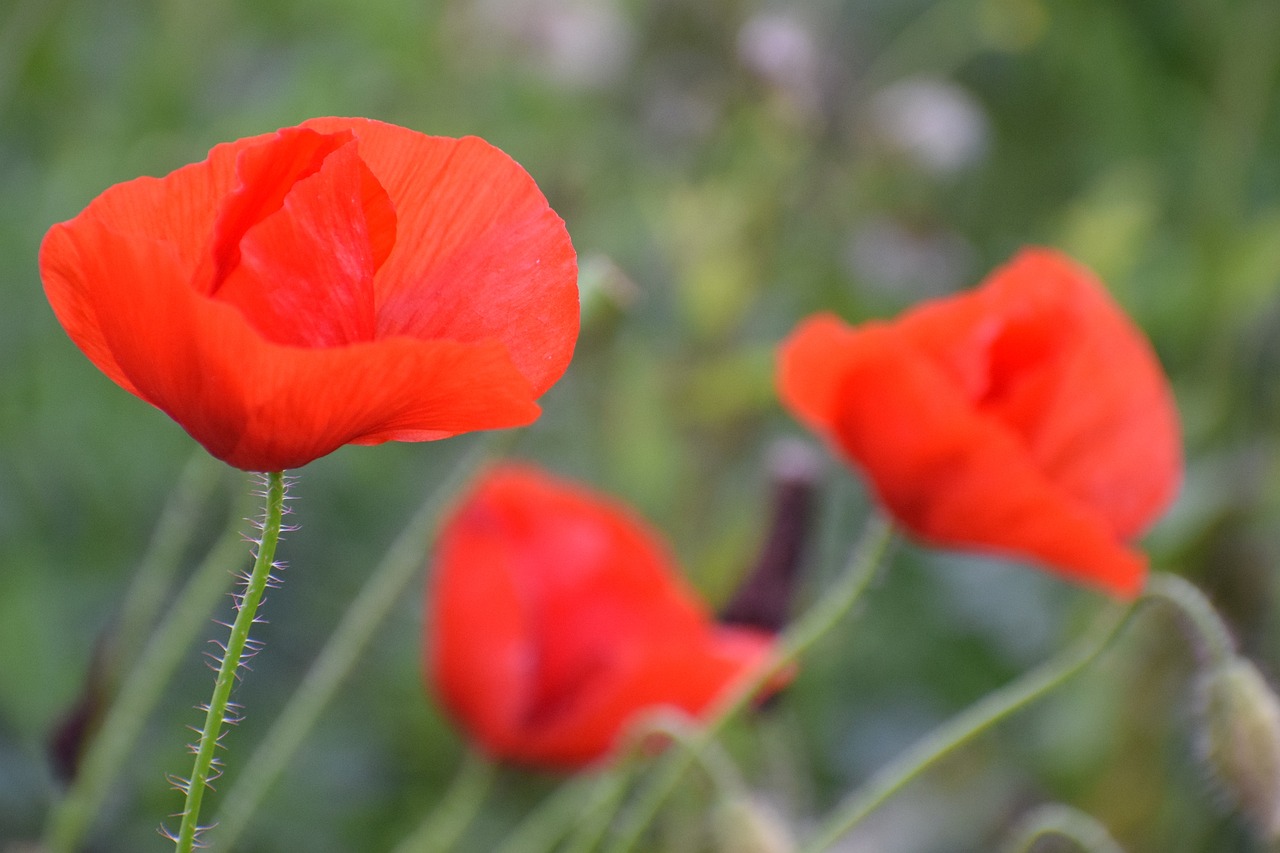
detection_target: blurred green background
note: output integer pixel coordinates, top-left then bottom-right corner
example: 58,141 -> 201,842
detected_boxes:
3,0 -> 1280,850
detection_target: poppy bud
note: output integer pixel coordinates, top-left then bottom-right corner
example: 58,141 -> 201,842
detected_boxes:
427,464 -> 787,769
720,439 -> 822,634
1197,656 -> 1280,837
777,249 -> 1181,598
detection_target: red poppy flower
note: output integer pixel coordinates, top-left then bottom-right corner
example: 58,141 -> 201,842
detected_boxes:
40,118 -> 578,471
777,249 -> 1181,598
426,464 -> 780,769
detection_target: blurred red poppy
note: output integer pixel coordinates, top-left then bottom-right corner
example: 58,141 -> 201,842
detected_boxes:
426,465 -> 779,769
40,118 -> 578,471
778,249 -> 1181,598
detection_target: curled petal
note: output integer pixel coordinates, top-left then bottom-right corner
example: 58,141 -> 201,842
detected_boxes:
427,465 -> 782,768
40,118 -> 579,470
778,249 -> 1181,598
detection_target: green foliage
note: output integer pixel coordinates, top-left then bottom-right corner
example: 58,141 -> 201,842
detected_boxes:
3,0 -> 1279,850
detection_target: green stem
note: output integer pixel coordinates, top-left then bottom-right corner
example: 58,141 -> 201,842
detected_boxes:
493,775 -> 606,853
559,711 -> 749,853
390,750 -> 496,853
604,515 -> 895,853
170,471 -> 287,852
1143,572 -> 1236,666
115,453 -> 226,666
998,803 -> 1126,853
213,437 -> 498,847
799,602 -> 1135,853
43,474 -> 253,853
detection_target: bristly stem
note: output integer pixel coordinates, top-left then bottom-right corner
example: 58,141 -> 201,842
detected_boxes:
213,436 -> 500,847
170,470 -> 288,852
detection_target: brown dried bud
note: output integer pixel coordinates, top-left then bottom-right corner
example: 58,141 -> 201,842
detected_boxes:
1198,656 -> 1280,837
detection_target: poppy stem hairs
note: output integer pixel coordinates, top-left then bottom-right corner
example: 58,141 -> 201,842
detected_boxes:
166,471 -> 289,852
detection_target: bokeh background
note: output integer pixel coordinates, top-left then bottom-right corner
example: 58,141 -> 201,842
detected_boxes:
3,0 -> 1280,850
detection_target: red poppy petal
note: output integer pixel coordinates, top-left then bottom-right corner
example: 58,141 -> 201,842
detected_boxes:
970,250 -> 1181,538
889,250 -> 1180,539
426,466 -> 776,768
200,127 -> 354,290
211,140 -> 383,347
44,215 -> 543,471
301,118 -> 579,395
429,498 -> 535,754
515,625 -> 775,768
41,216 -> 251,446
75,133 -> 270,269
39,138 -> 261,384
216,337 -> 542,470
776,312 -> 873,433
819,325 -> 1148,597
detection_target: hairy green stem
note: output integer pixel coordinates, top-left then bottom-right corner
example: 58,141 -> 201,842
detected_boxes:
1143,572 -> 1236,665
799,603 -> 1135,852
390,750 -> 496,853
43,472 -> 251,853
171,471 -> 287,852
214,437 -> 497,846
493,775 -> 606,853
604,515 -> 894,853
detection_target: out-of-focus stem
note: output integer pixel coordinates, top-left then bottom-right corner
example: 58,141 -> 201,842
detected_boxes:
604,515 -> 894,853
799,603 -> 1134,852
43,472 -> 252,853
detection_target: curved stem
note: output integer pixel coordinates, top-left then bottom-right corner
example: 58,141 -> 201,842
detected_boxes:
799,602 -> 1135,853
1143,572 -> 1236,666
43,473 -> 253,853
213,437 -> 498,847
171,471 -> 287,852
390,750 -> 496,853
604,514 -> 894,853
998,803 -> 1126,853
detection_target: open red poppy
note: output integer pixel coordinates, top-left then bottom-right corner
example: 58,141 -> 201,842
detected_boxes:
778,249 -> 1181,598
426,464 -> 779,769
40,118 -> 579,471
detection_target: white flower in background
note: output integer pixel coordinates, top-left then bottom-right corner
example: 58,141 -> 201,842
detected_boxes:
470,0 -> 634,90
845,217 -> 975,299
737,11 -> 824,115
869,77 -> 988,175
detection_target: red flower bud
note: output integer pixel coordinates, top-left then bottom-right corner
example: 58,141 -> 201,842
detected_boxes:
426,465 -> 781,769
41,118 -> 579,471
777,249 -> 1181,597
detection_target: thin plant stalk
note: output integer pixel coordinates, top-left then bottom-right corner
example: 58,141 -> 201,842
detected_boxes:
390,750 -> 496,853
799,603 -> 1135,853
115,453 -> 226,665
998,803 -> 1127,853
603,514 -> 895,853
170,470 -> 288,852
213,437 -> 499,846
44,474 -> 254,853
493,774 -> 618,853
560,712 -> 744,853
